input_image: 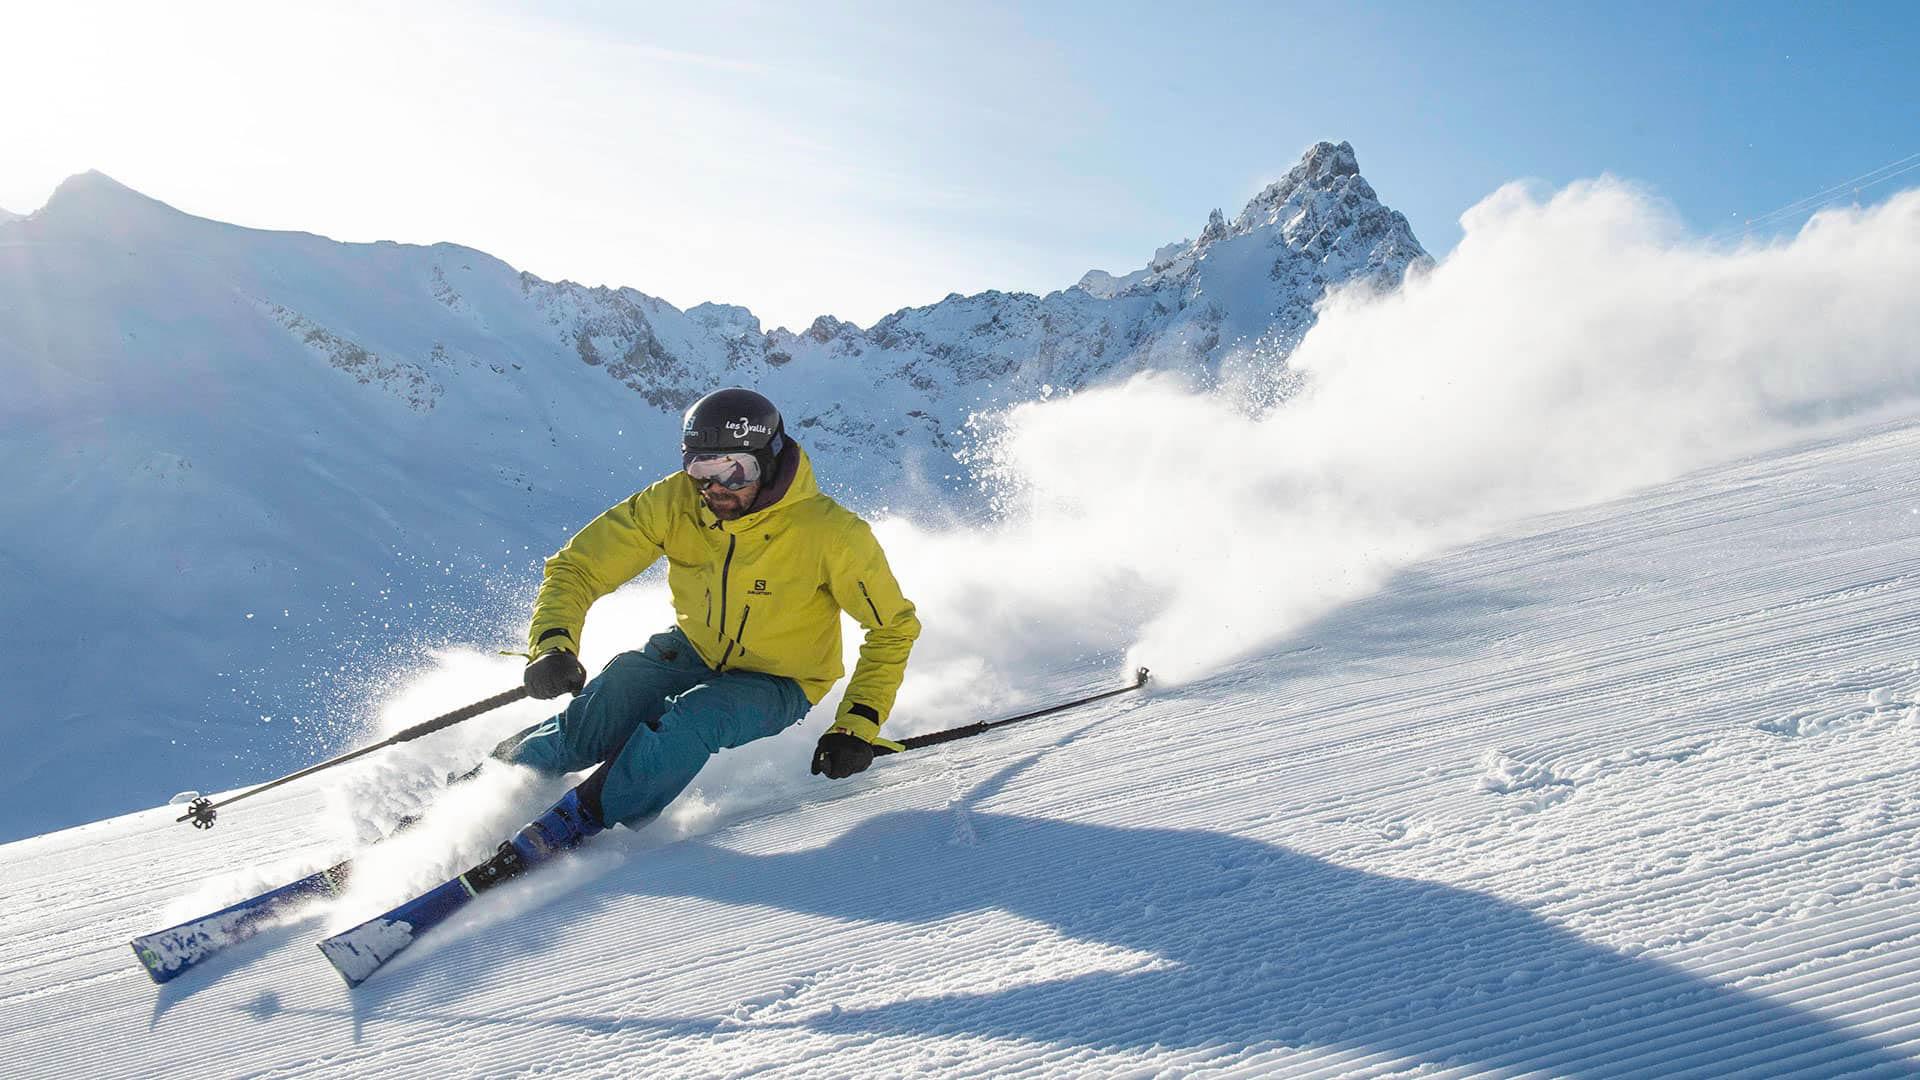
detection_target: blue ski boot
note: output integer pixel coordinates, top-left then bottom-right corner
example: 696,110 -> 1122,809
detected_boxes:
513,787 -> 604,861
462,787 -> 605,893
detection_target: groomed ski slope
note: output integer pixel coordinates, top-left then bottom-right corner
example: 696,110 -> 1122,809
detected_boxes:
6,412 -> 1920,1077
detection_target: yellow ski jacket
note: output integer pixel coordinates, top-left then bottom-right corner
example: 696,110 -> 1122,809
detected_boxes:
526,442 -> 919,740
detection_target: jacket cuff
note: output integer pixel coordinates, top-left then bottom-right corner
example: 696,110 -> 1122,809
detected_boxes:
529,627 -> 577,658
828,702 -> 884,743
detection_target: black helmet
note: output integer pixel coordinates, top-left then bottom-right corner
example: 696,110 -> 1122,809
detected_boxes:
681,387 -> 786,477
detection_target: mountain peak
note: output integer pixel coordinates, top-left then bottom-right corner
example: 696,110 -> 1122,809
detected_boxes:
1234,140 -> 1375,232
686,301 -> 763,338
1077,140 -> 1421,298
32,171 -> 193,234
1298,139 -> 1361,182
1198,207 -> 1229,246
47,169 -> 159,205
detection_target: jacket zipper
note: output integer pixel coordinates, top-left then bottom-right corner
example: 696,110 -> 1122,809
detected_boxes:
704,589 -> 712,627
717,604 -> 752,671
719,533 -> 737,638
858,580 -> 884,625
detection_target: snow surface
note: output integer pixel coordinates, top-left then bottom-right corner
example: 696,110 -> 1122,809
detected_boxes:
4,411 -> 1920,1075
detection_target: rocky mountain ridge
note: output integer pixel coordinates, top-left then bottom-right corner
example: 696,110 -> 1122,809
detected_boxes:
10,141 -> 1424,464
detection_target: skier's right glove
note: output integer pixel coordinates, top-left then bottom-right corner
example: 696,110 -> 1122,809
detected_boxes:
524,650 -> 587,700
810,732 -> 875,779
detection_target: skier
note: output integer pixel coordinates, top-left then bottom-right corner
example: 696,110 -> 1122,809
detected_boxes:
473,387 -> 921,883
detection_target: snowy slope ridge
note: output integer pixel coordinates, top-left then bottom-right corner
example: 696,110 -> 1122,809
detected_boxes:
4,410 -> 1919,1075
0,145 -> 1422,842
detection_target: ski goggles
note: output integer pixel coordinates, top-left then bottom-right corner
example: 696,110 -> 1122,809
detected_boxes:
683,451 -> 762,491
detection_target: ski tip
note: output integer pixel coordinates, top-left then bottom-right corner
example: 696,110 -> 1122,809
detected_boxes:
129,940 -> 177,985
316,939 -> 368,988
317,914 -> 420,988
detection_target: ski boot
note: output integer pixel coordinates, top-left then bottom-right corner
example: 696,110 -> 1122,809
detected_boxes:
462,787 -> 605,893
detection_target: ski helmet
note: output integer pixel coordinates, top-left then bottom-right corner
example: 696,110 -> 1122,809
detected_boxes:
681,387 -> 786,483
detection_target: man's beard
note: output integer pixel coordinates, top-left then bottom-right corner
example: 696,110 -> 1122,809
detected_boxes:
703,490 -> 750,519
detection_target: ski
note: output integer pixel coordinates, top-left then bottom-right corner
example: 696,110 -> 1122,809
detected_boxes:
318,789 -> 599,987
132,768 -> 484,983
131,858 -> 355,984
316,869 -> 485,987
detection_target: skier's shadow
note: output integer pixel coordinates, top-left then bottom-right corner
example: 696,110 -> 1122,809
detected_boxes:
629,752 -> 1911,1076
147,916 -> 323,1028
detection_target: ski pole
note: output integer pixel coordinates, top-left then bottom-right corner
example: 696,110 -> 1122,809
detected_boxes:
873,667 -> 1149,755
178,685 -> 530,830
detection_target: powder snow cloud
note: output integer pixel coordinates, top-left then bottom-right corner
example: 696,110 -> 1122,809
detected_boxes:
898,179 -> 1920,689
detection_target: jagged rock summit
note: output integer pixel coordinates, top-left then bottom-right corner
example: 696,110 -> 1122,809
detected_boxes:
1078,141 -> 1421,302
820,139 -> 1427,413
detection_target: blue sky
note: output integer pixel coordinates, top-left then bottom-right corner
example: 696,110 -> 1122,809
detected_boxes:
5,1 -> 1914,328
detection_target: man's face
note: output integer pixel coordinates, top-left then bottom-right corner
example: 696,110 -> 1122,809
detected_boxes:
699,478 -> 761,520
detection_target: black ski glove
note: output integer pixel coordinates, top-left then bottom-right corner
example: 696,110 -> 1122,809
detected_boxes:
810,732 -> 874,779
524,650 -> 586,700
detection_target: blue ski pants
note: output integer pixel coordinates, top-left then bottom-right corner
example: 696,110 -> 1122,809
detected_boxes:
493,627 -> 813,827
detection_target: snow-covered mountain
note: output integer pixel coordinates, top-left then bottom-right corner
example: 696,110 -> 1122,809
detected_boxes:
0,207 -> 21,223
0,143 -> 1424,841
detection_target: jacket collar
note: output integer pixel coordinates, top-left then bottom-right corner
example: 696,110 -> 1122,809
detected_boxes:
696,440 -> 818,530
748,438 -> 802,512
